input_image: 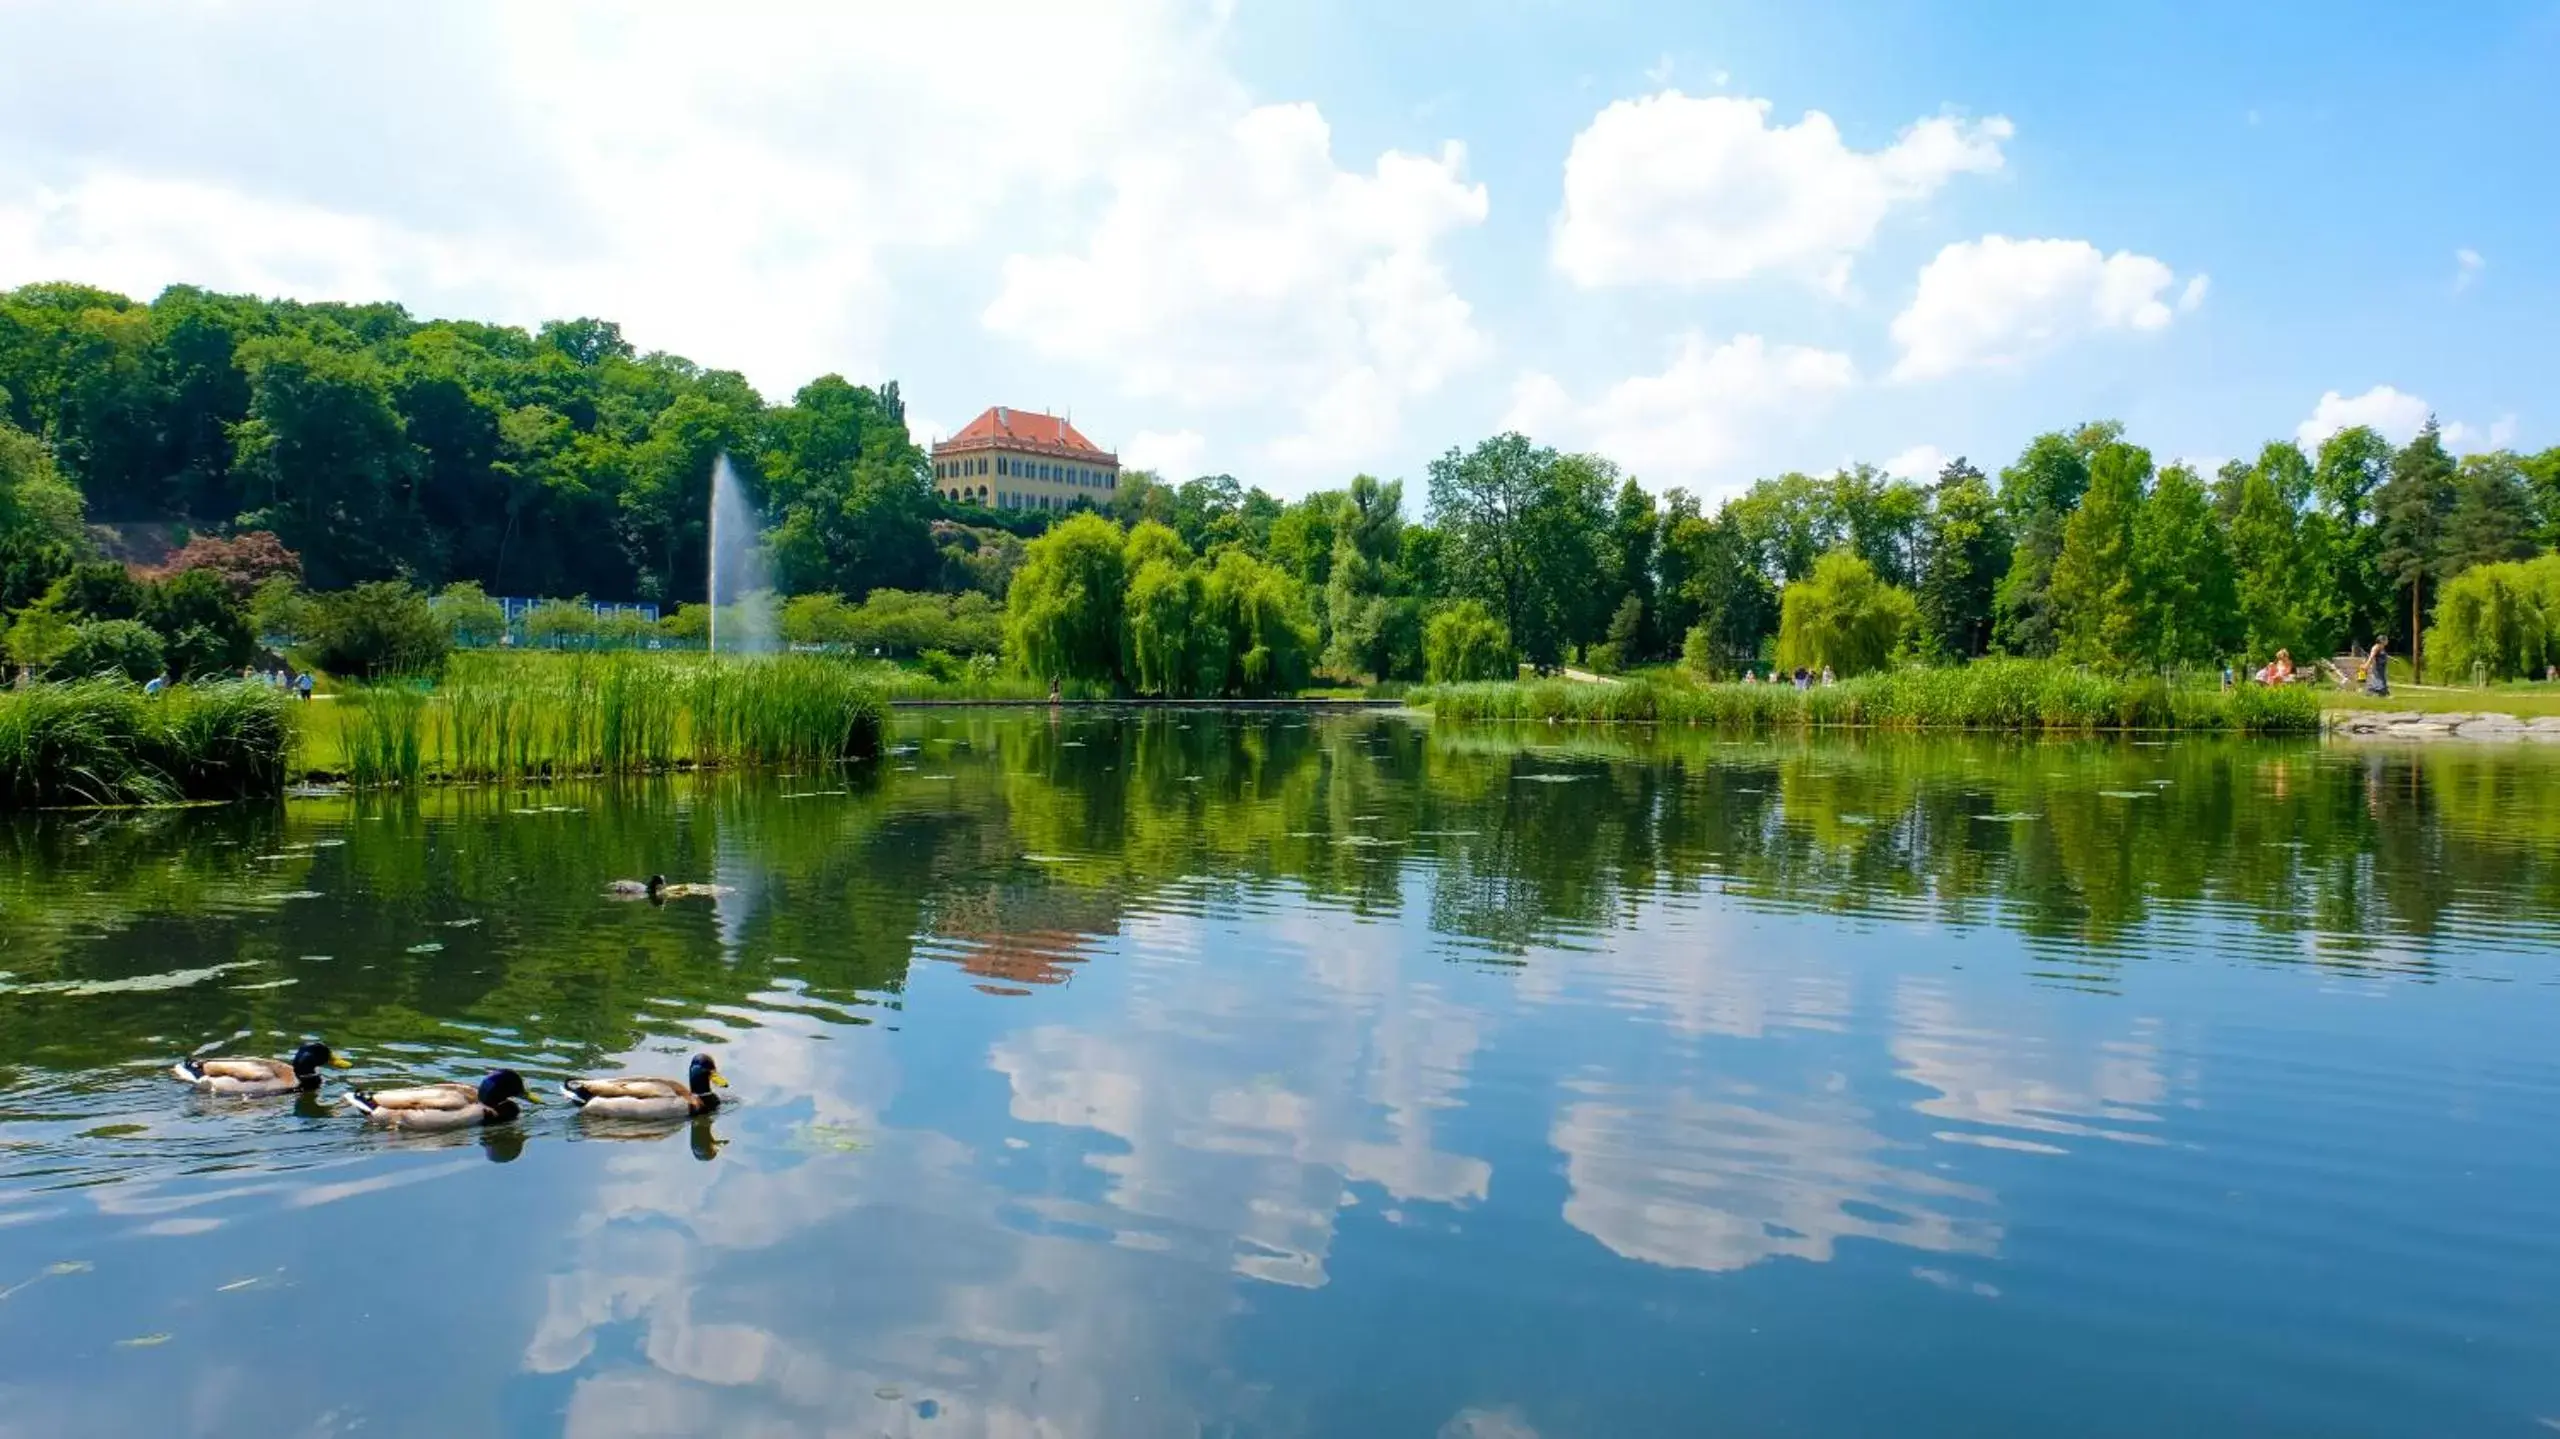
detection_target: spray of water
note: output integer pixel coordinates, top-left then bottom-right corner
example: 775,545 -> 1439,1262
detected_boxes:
706,453 -> 776,653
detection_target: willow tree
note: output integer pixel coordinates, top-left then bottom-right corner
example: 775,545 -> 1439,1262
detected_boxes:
1775,549 -> 1915,675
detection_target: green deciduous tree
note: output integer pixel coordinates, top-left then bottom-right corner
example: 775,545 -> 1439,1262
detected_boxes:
1424,599 -> 1512,683
2048,441 -> 2151,666
1776,550 -> 1915,676
2134,462 -> 2239,668
1915,458 -> 2007,660
2440,452 -> 2539,575
1004,513 -> 1127,684
1992,426 -> 2105,655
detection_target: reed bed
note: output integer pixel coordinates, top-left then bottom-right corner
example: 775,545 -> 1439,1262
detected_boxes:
318,652 -> 884,786
1416,660 -> 2323,734
0,679 -> 293,807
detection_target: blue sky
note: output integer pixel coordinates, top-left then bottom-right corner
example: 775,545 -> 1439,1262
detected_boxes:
1,1 -> 2551,499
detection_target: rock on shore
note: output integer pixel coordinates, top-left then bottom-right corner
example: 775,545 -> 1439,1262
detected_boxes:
2326,710 -> 2560,740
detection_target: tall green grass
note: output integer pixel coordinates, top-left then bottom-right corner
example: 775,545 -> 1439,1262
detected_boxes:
318,651 -> 884,785
0,679 -> 292,807
1415,660 -> 2323,733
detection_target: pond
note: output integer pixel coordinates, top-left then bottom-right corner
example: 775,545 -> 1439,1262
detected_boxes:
2,713 -> 2557,1437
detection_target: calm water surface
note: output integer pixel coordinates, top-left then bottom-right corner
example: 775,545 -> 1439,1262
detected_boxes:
3,713 -> 2558,1437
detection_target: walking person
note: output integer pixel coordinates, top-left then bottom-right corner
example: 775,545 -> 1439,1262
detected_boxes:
2364,639 -> 2390,696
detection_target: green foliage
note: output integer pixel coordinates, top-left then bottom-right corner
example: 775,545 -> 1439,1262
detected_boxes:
432,580 -> 509,645
2426,554 -> 2560,681
1417,658 -> 2319,733
1776,550 -> 1915,676
327,651 -> 883,785
1005,513 -> 1128,684
0,416 -> 85,544
2049,442 -> 2152,665
50,619 -> 165,682
2134,463 -> 2239,667
1122,557 -> 1213,696
2376,420 -> 2458,665
2441,452 -> 2539,575
1425,599 -> 1513,683
0,678 -> 290,807
1915,460 -> 2007,659
1427,434 -> 1608,668
143,568 -> 257,678
523,596 -> 602,647
1992,425 -> 2109,656
304,580 -> 450,678
1200,550 -> 1317,697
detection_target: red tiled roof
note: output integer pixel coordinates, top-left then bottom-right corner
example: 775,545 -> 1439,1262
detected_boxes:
938,405 -> 1109,456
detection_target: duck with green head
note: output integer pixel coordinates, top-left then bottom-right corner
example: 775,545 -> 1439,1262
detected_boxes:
344,1069 -> 537,1130
172,1041 -> 351,1096
563,1053 -> 728,1119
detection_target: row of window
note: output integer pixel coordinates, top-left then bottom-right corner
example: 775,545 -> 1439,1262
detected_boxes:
933,454 -> 1116,489
939,486 -> 1100,514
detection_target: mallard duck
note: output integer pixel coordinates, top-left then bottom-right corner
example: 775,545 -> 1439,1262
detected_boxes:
171,1041 -> 350,1096
563,1053 -> 727,1119
656,881 -> 731,900
343,1069 -> 536,1130
606,874 -> 667,900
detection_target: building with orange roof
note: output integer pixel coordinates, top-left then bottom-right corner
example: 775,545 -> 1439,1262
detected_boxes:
929,405 -> 1120,513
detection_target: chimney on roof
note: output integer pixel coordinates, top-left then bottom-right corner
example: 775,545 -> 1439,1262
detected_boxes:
995,406 -> 1008,430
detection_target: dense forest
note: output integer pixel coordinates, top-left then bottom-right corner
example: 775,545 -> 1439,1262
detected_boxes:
3,281 -> 2558,690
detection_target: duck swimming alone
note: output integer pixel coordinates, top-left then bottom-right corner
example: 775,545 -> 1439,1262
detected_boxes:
606,874 -> 668,900
172,1041 -> 350,1096
343,1069 -> 537,1130
562,1052 -> 728,1119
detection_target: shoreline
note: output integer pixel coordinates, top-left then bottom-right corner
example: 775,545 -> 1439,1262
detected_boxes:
2325,709 -> 2560,740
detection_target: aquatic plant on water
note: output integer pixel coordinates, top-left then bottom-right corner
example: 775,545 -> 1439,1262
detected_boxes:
316,651 -> 884,785
1414,660 -> 2323,733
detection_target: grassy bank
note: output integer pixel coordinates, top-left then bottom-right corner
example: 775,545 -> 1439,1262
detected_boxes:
303,651 -> 885,785
1415,660 -> 2323,733
0,679 -> 293,807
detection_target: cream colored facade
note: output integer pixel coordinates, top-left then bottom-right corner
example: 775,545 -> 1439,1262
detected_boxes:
931,406 -> 1120,514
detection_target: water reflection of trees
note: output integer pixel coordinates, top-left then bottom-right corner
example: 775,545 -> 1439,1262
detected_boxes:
5,718 -> 2555,1086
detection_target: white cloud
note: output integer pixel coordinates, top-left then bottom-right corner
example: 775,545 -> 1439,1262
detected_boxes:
983,102 -> 1489,483
1123,428 -> 1208,477
1504,332 -> 1856,493
1884,445 -> 1948,481
2442,413 -> 2518,454
2295,385 -> 2432,448
1890,235 -> 2204,381
2454,247 -> 2485,292
0,1 -> 1241,398
1552,92 -> 2011,293
2298,386 -> 2521,455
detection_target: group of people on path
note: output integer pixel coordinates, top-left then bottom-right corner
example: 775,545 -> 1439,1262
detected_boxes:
1739,666 -> 1834,689
2223,641 -> 2392,696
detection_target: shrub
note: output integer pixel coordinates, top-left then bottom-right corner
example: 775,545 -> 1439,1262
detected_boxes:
49,619 -> 165,682
304,581 -> 450,678
250,576 -> 316,644
153,531 -> 302,598
523,597 -> 601,647
1680,622 -> 1715,676
142,568 -> 256,677
432,581 -> 509,646
53,562 -> 147,622
1425,600 -> 1512,683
